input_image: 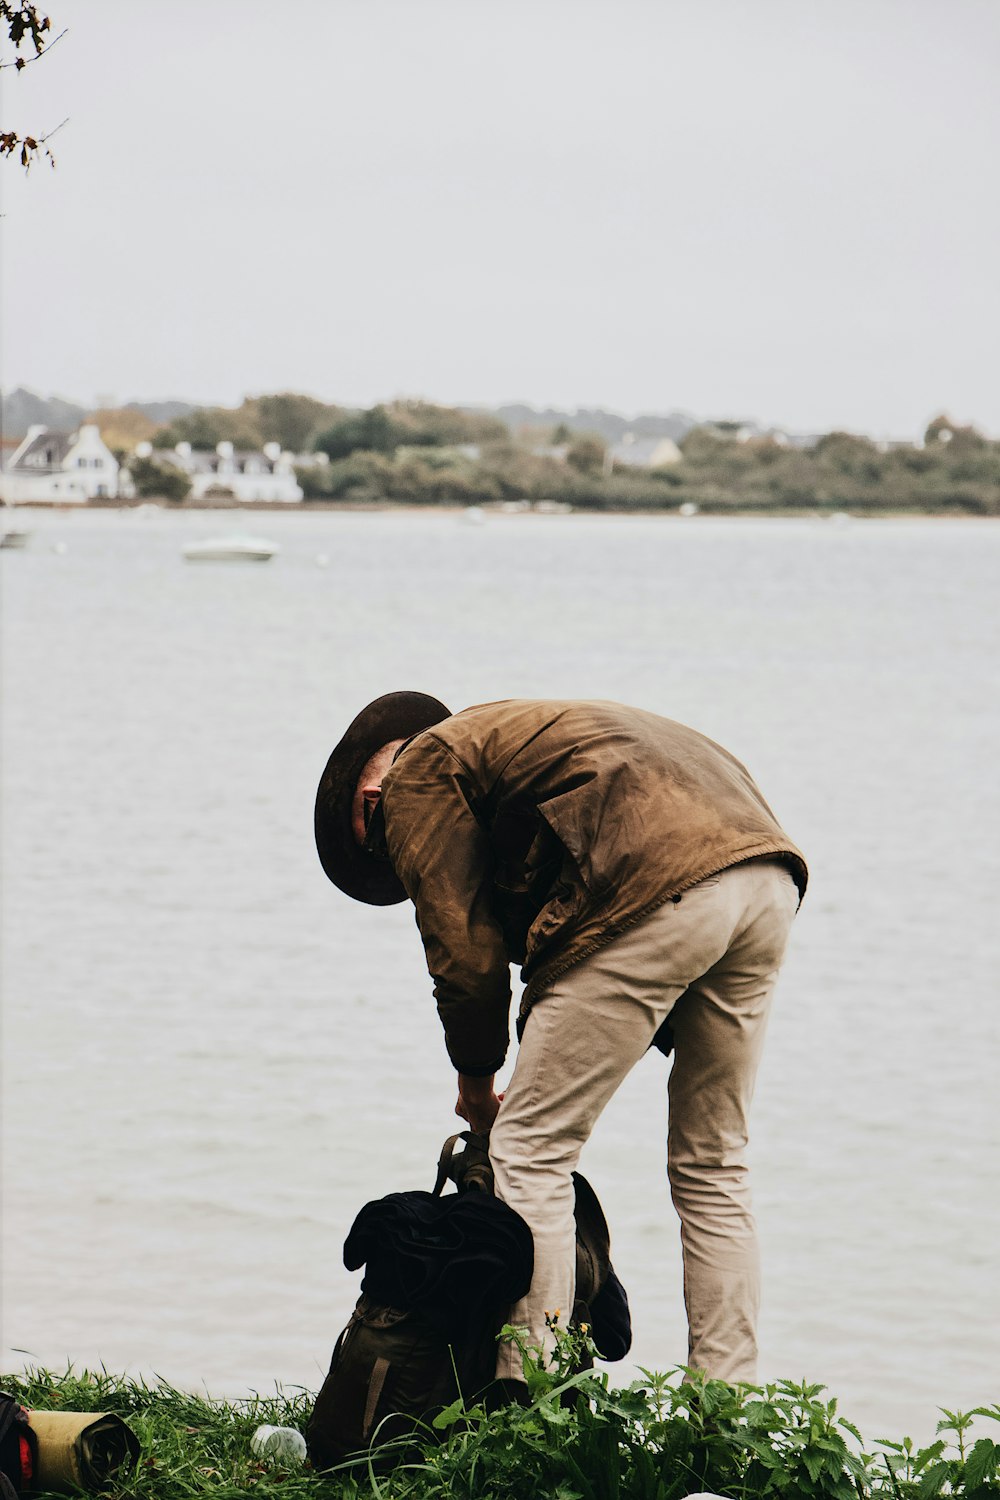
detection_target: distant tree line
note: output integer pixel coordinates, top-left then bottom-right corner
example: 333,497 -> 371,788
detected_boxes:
151,393 -> 506,460
152,392 -> 338,455
291,412 -> 999,516
133,394 -> 999,515
643,417 -> 1000,517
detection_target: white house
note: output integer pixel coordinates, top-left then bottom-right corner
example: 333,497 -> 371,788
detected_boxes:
1,424 -> 120,503
143,440 -> 303,503
608,434 -> 683,470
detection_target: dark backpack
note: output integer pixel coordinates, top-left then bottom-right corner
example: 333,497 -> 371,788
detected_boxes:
434,1132 -> 632,1361
307,1137 -> 533,1470
306,1133 -> 630,1471
0,1395 -> 38,1498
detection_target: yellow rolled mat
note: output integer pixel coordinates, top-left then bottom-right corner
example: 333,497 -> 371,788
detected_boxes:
26,1410 -> 139,1494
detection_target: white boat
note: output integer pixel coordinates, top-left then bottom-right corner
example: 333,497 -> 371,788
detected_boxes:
182,534 -> 279,563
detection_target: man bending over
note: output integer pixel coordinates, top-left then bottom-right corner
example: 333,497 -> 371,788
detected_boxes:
315,693 -> 806,1387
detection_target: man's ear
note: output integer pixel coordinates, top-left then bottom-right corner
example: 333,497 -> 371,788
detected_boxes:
362,786 -> 382,832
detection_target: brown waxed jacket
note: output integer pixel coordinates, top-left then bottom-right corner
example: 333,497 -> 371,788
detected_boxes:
380,699 -> 807,1076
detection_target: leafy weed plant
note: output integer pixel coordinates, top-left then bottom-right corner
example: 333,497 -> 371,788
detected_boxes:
4,1330 -> 998,1499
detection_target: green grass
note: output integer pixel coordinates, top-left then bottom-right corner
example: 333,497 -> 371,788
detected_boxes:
4,1332 -> 999,1500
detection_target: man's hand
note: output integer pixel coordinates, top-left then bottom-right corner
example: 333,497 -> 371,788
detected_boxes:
455,1073 -> 502,1134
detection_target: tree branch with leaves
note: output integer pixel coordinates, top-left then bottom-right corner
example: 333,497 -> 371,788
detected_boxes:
1,3 -> 66,169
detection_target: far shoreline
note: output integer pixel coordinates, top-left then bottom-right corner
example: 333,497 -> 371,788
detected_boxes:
3,497 -> 996,522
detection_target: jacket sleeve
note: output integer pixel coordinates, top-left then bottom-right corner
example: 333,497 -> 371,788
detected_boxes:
381,736 -> 511,1076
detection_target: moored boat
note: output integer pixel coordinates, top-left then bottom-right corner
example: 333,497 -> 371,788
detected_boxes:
182,534 -> 279,563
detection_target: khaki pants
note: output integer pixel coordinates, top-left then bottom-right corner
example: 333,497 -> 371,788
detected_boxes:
489,858 -> 800,1385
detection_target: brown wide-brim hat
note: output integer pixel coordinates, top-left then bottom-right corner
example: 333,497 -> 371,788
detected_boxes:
315,690 -> 452,905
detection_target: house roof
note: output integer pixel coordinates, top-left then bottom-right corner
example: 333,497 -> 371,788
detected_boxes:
11,429 -> 75,471
158,448 -> 281,475
230,451 -> 280,472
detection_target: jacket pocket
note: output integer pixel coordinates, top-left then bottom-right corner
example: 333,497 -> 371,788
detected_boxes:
523,869 -> 586,967
535,799 -> 611,899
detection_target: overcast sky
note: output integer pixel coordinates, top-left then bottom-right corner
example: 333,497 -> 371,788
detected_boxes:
2,0 -> 998,437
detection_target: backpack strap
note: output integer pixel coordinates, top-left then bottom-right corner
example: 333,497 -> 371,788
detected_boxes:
433,1132 -> 495,1196
432,1134 -> 464,1197
362,1358 -> 391,1441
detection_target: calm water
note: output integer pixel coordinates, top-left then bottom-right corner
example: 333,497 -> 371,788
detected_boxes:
2,506 -> 997,1442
